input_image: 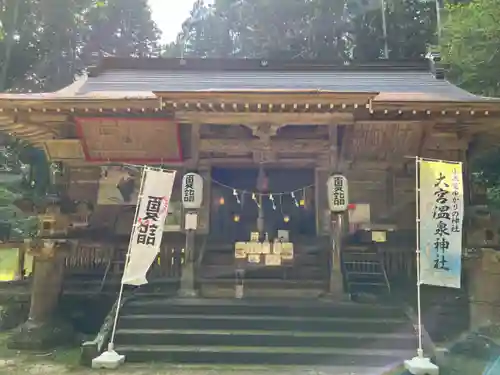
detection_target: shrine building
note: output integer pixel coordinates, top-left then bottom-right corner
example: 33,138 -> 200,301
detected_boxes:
1,54 -> 500,367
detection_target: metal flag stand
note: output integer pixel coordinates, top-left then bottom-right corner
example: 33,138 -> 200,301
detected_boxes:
91,166 -> 149,370
403,156 -> 439,375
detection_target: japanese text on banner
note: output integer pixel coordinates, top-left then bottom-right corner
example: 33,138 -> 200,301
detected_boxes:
419,159 -> 463,289
122,168 -> 176,286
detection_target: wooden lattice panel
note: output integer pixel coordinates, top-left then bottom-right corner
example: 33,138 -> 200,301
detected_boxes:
342,122 -> 423,161
76,117 -> 182,162
43,140 -> 85,161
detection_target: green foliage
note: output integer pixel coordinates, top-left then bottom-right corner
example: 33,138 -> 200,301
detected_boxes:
0,0 -> 161,92
440,0 -> 500,97
352,0 -> 437,61
440,0 -> 500,205
0,140 -> 40,241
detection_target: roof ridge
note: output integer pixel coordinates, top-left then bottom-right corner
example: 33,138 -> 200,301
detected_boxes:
88,57 -> 430,77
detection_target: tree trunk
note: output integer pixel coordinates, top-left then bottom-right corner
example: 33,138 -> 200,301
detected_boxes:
28,255 -> 65,323
0,0 -> 21,91
7,253 -> 74,350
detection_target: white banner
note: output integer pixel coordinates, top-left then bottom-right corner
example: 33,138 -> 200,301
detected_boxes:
122,167 -> 176,286
419,159 -> 463,288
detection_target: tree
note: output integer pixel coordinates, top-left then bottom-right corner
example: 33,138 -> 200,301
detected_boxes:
439,0 -> 500,204
0,0 -> 43,91
167,0 -> 437,62
352,0 -> 437,61
80,0 -> 161,63
173,0 -> 356,61
0,139 -> 40,242
0,0 -> 162,240
440,0 -> 500,97
0,0 -> 161,92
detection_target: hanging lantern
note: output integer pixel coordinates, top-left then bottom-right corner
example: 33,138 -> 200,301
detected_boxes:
219,197 -> 225,205
182,172 -> 204,209
284,215 -> 290,223
327,174 -> 349,212
233,214 -> 240,222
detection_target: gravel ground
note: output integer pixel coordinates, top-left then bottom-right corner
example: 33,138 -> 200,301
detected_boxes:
0,359 -> 407,375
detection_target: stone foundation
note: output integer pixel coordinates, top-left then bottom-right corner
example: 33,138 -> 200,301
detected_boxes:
467,248 -> 500,329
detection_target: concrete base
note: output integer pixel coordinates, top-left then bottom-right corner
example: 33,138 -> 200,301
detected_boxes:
404,356 -> 439,375
91,350 -> 125,370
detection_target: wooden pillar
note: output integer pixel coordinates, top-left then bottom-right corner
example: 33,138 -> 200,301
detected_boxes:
330,213 -> 345,297
179,167 -> 211,297
197,167 -> 212,235
316,167 -> 344,297
315,168 -> 331,236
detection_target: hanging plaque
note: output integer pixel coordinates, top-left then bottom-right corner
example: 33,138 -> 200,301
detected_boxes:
327,174 -> 349,212
182,173 -> 203,209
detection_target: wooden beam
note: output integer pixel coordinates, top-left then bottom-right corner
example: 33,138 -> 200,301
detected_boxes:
158,91 -> 378,105
199,157 -> 319,168
175,112 -> 353,126
0,98 -> 162,111
199,138 -> 330,155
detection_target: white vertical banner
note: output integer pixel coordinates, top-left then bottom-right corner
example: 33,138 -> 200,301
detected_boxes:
122,167 -> 176,286
419,159 -> 463,288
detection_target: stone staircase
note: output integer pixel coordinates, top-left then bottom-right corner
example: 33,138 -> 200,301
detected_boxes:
113,297 -> 417,368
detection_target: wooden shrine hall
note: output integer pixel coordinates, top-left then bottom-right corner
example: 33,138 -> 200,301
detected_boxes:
2,54 -> 500,367
0,55 -> 499,300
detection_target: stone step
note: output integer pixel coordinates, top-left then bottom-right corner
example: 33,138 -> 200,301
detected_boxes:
117,345 -> 414,366
115,328 -> 417,349
118,314 -> 411,333
123,298 -> 406,319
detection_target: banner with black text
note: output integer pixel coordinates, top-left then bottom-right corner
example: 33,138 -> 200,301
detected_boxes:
419,159 -> 463,288
122,167 -> 176,286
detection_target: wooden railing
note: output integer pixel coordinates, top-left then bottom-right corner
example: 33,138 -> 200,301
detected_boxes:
342,247 -> 416,282
64,245 -> 184,280
379,248 -> 416,281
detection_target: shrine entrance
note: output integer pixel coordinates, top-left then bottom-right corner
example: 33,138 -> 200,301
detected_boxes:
209,167 -> 316,243
199,166 -> 327,296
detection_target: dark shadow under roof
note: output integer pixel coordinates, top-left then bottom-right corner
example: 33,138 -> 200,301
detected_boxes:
77,57 -> 481,102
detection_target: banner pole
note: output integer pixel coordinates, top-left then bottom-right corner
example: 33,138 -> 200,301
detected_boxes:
108,166 -> 148,352
415,156 -> 424,358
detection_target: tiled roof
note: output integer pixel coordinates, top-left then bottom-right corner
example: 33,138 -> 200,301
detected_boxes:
75,57 -> 481,102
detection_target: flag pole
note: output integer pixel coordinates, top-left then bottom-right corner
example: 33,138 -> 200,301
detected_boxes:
92,166 -> 148,369
403,157 -> 440,374
415,156 -> 424,358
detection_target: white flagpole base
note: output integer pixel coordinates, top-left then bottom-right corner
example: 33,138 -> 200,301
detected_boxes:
91,348 -> 125,370
404,356 -> 439,375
